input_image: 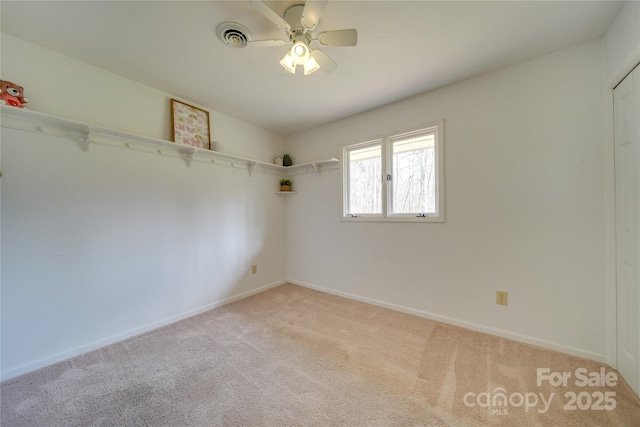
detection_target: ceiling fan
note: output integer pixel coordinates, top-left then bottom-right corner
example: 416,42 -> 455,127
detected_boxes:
247,0 -> 358,75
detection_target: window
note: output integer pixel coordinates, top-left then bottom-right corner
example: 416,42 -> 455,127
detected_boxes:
342,121 -> 444,222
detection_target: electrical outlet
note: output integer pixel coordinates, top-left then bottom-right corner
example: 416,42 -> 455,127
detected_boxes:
496,291 -> 508,306
251,265 -> 257,275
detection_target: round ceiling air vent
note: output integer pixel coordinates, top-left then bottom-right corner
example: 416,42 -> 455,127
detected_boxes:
216,22 -> 252,49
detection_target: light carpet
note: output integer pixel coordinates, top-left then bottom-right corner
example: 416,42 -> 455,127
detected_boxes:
1,283 -> 639,426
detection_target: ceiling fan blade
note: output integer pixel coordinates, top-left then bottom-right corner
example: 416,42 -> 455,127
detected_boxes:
301,0 -> 327,31
250,0 -> 291,32
247,39 -> 288,47
313,49 -> 337,73
317,29 -> 357,47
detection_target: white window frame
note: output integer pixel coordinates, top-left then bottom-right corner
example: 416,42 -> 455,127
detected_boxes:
341,120 -> 445,223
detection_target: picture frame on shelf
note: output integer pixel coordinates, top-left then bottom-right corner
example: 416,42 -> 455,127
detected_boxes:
170,99 -> 211,150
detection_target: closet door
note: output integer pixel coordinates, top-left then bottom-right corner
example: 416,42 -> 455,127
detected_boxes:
614,64 -> 640,396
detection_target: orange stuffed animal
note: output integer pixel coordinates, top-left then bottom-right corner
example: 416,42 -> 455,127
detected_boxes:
1,80 -> 28,108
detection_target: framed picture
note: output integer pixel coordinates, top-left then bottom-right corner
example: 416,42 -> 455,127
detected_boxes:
170,99 -> 211,149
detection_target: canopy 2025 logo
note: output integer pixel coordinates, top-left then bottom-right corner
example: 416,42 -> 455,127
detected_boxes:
537,367 -> 617,411
462,367 -> 618,416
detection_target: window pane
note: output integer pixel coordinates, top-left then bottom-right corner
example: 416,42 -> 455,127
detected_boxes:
392,133 -> 436,214
348,144 -> 382,214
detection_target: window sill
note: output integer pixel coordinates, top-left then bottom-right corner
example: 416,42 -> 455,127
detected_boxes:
341,216 -> 445,223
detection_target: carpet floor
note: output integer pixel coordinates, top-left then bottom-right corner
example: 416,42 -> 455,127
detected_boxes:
1,283 -> 639,426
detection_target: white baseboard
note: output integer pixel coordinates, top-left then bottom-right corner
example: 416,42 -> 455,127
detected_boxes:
3,278 -> 608,381
1,280 -> 286,381
288,279 -> 609,365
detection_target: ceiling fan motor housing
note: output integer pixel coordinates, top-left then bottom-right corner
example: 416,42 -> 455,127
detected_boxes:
284,4 -> 306,33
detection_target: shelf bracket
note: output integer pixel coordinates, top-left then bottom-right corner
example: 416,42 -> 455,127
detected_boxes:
247,161 -> 257,175
82,127 -> 95,153
311,162 -> 320,172
183,149 -> 195,168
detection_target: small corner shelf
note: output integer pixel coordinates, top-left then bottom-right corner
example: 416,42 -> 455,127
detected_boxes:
0,106 -> 339,177
276,191 -> 297,194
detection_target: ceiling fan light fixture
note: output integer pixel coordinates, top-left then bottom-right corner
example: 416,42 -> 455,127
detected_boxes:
290,40 -> 310,65
280,52 -> 296,74
293,43 -> 306,57
303,55 -> 320,75
250,0 -> 358,77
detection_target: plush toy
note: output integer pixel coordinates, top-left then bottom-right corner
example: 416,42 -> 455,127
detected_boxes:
0,80 -> 28,108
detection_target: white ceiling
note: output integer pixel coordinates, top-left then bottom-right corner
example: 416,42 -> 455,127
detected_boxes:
0,1 -> 624,136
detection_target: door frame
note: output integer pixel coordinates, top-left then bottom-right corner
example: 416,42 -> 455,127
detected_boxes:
604,50 -> 640,370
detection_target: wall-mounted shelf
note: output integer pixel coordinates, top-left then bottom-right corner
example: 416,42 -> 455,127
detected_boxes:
281,159 -> 339,175
276,192 -> 297,194
0,106 -> 339,177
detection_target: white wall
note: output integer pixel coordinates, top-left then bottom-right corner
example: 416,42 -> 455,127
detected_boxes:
1,35 -> 287,379
285,40 -> 607,361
